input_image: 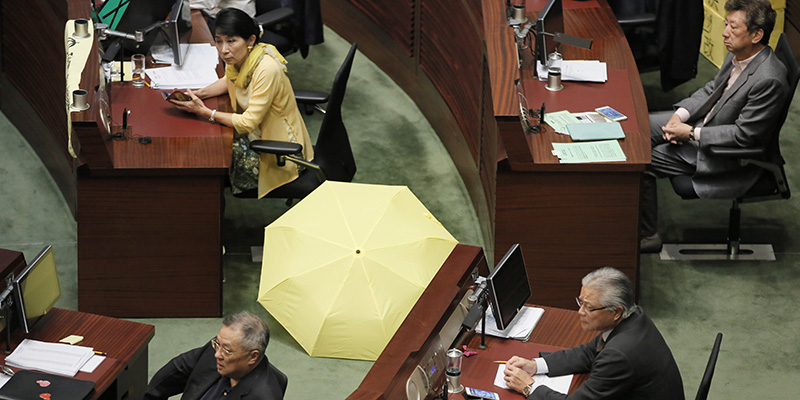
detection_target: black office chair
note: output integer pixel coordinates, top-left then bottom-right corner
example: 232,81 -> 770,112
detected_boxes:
245,43 -> 358,203
255,0 -> 323,59
695,332 -> 723,400
662,33 -> 799,260
255,0 -> 299,57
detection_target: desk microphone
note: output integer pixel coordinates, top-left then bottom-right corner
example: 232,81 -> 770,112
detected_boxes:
462,282 -> 489,329
468,281 -> 488,306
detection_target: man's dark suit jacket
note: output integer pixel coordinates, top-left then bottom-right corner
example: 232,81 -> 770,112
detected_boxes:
143,343 -> 287,400
531,308 -> 684,400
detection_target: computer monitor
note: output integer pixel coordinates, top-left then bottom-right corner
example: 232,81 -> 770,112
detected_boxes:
534,0 -> 564,68
13,246 -> 61,334
486,244 -> 531,331
162,0 -> 193,66
97,0 -> 175,55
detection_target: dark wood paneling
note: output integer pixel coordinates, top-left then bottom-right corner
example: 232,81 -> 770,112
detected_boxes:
419,0 -> 483,164
350,0 -> 415,56
495,169 -> 640,309
77,175 -> 223,318
0,0 -> 75,214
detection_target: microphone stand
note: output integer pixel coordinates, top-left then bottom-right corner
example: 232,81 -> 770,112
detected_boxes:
479,298 -> 488,349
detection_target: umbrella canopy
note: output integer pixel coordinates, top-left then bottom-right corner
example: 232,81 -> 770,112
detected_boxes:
258,181 -> 458,360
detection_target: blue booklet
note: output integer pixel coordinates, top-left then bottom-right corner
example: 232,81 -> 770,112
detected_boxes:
567,122 -> 625,141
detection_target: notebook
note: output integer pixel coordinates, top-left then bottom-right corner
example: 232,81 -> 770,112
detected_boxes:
567,122 -> 625,141
0,370 -> 95,400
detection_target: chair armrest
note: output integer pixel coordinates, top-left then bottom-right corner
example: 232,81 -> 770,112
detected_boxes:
294,89 -> 330,105
255,7 -> 294,27
617,13 -> 656,27
706,146 -> 766,159
250,140 -> 303,156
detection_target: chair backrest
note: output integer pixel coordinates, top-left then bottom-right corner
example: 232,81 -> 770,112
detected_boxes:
695,332 -> 723,400
769,33 -> 800,164
313,43 -> 358,183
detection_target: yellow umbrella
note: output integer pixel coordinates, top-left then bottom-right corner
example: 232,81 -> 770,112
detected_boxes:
258,181 -> 458,360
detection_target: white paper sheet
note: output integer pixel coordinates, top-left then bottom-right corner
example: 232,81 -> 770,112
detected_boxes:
494,364 -> 573,395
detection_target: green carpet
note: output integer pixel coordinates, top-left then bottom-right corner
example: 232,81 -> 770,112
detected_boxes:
1,29 -> 799,399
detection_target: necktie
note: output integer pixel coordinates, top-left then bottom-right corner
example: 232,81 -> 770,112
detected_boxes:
597,338 -> 606,352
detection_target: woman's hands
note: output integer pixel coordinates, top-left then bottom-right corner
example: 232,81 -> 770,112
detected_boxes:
169,89 -> 212,119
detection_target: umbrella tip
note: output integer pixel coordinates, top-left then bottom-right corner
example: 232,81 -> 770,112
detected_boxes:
356,249 -> 361,254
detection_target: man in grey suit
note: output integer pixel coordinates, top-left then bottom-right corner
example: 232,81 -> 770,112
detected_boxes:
640,0 -> 789,252
503,267 -> 683,400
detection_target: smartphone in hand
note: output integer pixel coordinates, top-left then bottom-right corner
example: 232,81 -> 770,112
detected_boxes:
162,90 -> 189,102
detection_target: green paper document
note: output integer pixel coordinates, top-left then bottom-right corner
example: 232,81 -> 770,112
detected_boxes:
552,140 -> 626,163
544,110 -> 581,134
567,122 -> 625,141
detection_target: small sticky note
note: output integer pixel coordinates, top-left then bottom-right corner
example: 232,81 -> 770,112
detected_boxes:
59,335 -> 84,345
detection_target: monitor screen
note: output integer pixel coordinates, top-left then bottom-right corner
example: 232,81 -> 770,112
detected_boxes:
163,0 -> 193,66
13,246 -> 61,334
487,244 -> 531,331
97,0 -> 175,55
535,0 -> 564,68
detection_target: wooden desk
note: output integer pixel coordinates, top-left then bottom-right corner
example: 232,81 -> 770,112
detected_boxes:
348,244 -> 594,399
462,307 -> 594,397
487,0 -> 648,308
73,8 -> 231,318
0,308 -> 155,400
0,250 -> 155,400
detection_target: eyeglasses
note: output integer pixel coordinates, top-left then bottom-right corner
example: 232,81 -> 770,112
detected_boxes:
210,337 -> 249,358
575,297 -> 608,313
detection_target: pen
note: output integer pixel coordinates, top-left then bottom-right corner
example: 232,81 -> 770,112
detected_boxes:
94,351 -> 107,356
493,361 -> 507,364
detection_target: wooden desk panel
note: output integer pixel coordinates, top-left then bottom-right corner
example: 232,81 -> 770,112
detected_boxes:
0,307 -> 154,400
75,9 -> 230,318
490,0 -> 646,308
349,244 -> 597,399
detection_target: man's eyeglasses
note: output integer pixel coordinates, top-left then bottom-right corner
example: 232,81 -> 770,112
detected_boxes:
575,297 -> 608,313
210,337 -> 249,357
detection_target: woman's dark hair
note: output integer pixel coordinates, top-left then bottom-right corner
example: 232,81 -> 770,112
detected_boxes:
214,7 -> 259,40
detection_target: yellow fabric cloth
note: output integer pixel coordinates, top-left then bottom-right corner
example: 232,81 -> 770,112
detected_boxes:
228,45 -> 313,198
225,43 -> 286,89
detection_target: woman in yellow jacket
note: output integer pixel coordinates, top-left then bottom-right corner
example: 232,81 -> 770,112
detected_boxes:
171,7 -> 313,198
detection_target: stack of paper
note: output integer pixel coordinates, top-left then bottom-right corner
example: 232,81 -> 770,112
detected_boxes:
537,60 -> 608,82
552,140 -> 626,163
5,339 -> 94,377
146,43 -> 220,89
494,364 -> 573,394
544,110 -> 581,134
476,306 -> 544,341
